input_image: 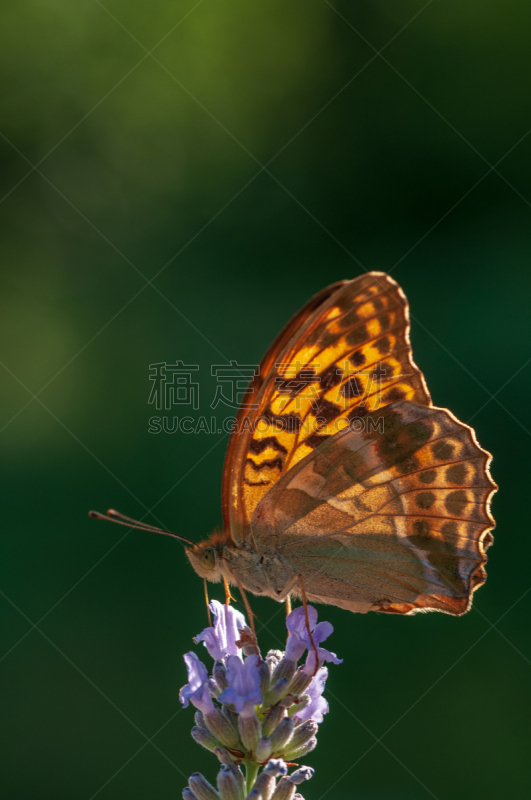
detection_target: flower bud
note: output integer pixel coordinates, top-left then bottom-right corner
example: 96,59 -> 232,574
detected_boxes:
251,772 -> 275,800
252,758 -> 287,797
264,760 -> 288,778
288,670 -> 312,697
269,717 -> 294,754
271,658 -> 296,686
217,764 -> 245,800
183,789 -> 198,800
283,737 -> 316,761
287,696 -> 310,717
195,710 -> 207,729
222,704 -> 239,729
270,777 -> 296,800
214,661 -> 229,691
258,660 -> 271,697
192,726 -> 221,752
189,773 -> 221,800
263,678 -> 289,708
204,708 -> 240,749
209,677 -> 222,699
288,767 -> 314,785
238,711 -> 261,752
286,720 -> 317,751
293,794 -> 305,800
262,705 -> 286,737
255,736 -> 272,763
244,791 -> 262,800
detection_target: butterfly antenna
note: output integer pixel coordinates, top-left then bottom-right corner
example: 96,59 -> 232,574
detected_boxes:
89,508 -> 196,547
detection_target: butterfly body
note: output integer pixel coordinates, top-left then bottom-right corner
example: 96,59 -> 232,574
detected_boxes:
186,539 -> 296,601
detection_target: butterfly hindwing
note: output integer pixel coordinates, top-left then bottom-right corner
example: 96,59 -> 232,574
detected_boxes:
250,401 -> 496,615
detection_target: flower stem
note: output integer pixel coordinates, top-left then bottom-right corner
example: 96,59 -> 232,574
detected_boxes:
245,760 -> 259,793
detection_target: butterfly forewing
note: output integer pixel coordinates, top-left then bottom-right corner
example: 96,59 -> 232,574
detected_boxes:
221,280 -> 347,536
224,272 -> 432,542
250,401 -> 496,615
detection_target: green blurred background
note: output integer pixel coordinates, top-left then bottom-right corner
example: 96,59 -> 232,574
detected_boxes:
1,1 -> 530,798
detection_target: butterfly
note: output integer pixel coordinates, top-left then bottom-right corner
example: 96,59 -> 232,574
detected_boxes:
93,272 -> 496,617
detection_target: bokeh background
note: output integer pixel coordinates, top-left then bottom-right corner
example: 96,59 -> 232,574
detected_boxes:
1,1 -> 531,798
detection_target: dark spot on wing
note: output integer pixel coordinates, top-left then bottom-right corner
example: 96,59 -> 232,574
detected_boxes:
445,490 -> 468,516
246,457 -> 283,473
446,463 -> 467,484
312,397 -> 341,423
415,491 -> 436,509
341,377 -> 363,398
347,405 -> 368,421
432,441 -> 454,460
395,455 -> 419,474
249,437 -> 288,456
441,521 -> 458,537
320,330 -> 338,349
340,309 -> 360,328
419,470 -> 436,484
346,324 -> 368,346
374,336 -> 390,355
386,387 -> 406,403
409,422 -> 432,443
320,364 -> 343,391
410,518 -> 431,546
305,433 -> 331,449
263,407 -> 303,432
351,350 -> 366,367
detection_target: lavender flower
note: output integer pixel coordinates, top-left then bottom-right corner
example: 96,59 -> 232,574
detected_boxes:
180,603 -> 341,797
292,667 -> 329,725
285,606 -> 342,674
218,654 -> 263,716
180,652 -> 215,714
195,600 -> 246,661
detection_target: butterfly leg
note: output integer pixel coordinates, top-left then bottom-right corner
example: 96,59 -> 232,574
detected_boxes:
285,595 -> 292,617
203,578 -> 212,627
298,574 -> 319,676
223,576 -> 236,605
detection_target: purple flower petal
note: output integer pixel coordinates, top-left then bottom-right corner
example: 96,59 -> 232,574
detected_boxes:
311,621 -> 334,644
285,605 -> 341,671
302,647 -> 343,676
218,654 -> 263,716
286,606 -> 318,638
195,600 -> 247,661
179,652 -> 214,713
293,667 -> 329,724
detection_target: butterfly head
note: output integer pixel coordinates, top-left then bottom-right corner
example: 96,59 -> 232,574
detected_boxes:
185,529 -> 230,581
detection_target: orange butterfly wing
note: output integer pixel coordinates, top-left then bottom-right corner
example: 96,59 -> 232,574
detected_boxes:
221,280 -> 347,534
222,272 -> 431,543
